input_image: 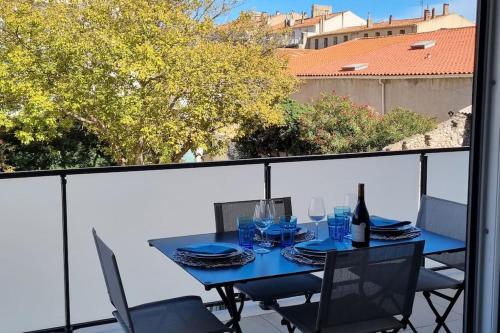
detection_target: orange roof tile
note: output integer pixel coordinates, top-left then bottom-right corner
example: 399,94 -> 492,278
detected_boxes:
292,13 -> 342,28
283,27 -> 475,77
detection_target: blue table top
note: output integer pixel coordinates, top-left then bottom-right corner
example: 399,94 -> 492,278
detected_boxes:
148,222 -> 465,289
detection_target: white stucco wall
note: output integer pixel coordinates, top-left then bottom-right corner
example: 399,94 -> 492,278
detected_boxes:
292,76 -> 473,121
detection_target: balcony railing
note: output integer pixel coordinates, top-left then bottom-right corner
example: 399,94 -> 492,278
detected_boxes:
0,147 -> 469,333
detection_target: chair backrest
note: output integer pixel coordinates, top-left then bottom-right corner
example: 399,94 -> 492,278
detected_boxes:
92,229 -> 134,333
417,195 -> 467,269
316,241 -> 424,331
213,197 -> 292,233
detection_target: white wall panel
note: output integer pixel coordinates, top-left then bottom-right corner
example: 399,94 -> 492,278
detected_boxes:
427,151 -> 470,204
271,155 -> 421,223
66,165 -> 263,324
0,177 -> 64,333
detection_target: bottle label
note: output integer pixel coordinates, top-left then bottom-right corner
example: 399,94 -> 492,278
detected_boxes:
351,223 -> 366,242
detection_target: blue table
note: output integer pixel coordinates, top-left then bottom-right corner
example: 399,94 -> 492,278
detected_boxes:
148,222 -> 465,332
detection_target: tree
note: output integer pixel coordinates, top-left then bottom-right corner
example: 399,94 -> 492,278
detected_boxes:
0,0 -> 295,165
299,94 -> 382,154
235,99 -> 315,157
374,107 -> 437,148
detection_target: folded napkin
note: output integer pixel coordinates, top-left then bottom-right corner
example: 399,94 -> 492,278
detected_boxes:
295,238 -> 338,252
177,243 -> 237,255
370,216 -> 412,229
265,224 -> 301,237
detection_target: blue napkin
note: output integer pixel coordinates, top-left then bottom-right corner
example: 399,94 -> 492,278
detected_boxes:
265,224 -> 301,237
177,243 -> 237,255
295,238 -> 338,252
370,216 -> 411,229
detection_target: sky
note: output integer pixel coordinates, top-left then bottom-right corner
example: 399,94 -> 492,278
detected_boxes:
218,0 -> 477,23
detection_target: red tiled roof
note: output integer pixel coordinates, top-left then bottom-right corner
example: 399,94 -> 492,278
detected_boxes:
283,27 -> 475,77
292,13 -> 342,28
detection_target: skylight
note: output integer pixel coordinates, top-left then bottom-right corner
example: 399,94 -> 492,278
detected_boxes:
411,40 -> 436,49
341,63 -> 369,71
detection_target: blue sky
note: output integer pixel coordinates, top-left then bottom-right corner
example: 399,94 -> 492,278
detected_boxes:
218,0 -> 477,23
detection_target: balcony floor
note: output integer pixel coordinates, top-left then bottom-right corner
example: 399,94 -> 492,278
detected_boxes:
77,288 -> 463,333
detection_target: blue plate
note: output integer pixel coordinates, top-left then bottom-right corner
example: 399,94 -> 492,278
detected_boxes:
177,243 -> 243,258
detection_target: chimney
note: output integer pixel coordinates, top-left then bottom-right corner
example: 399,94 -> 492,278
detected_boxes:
367,13 -> 373,28
443,3 -> 449,15
389,15 -> 393,24
424,9 -> 430,21
431,8 -> 436,19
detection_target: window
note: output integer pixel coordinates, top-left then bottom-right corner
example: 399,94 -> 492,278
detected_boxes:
364,33 -> 369,38
400,29 -> 406,34
387,31 -> 393,36
324,38 -> 328,48
343,35 -> 348,42
333,36 -> 338,45
375,32 -> 381,37
314,39 -> 319,49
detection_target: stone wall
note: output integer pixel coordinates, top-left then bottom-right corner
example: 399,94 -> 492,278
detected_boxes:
384,106 -> 471,150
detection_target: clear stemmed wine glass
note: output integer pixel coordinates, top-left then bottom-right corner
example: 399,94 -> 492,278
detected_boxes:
253,199 -> 276,254
308,197 -> 326,240
344,193 -> 356,236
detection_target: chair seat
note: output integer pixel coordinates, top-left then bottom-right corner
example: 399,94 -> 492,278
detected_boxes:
276,301 -> 404,333
235,273 -> 322,302
416,267 -> 462,292
115,296 -> 228,333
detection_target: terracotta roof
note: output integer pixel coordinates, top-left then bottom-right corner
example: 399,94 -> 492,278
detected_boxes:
283,27 -> 475,77
292,13 -> 342,28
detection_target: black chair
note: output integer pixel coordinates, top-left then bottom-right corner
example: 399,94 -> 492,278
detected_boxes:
410,195 -> 467,333
277,241 -> 424,333
92,229 -> 231,333
214,198 -> 323,309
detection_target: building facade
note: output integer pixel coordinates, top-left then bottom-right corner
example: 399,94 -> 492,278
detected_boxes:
281,27 -> 475,121
306,4 -> 474,49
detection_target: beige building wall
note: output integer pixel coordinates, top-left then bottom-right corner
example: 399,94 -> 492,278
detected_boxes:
291,76 -> 473,121
308,13 -> 474,50
416,14 -> 475,32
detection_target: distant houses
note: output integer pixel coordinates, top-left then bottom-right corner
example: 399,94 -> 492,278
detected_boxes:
280,27 -> 475,121
238,3 -> 473,50
306,4 -> 474,49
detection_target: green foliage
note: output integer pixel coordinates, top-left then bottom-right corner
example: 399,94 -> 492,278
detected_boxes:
236,94 -> 437,157
0,0 -> 295,166
235,100 -> 315,157
0,125 -> 114,171
299,94 -> 382,154
374,107 -> 437,148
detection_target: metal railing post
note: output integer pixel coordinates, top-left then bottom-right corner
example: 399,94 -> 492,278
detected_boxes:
60,175 -> 72,332
420,153 -> 428,198
264,163 -> 271,199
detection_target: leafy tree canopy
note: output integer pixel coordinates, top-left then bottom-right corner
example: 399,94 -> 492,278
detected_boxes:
0,0 -> 295,165
236,94 -> 437,157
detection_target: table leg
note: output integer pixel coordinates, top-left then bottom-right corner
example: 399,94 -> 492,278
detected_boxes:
216,285 -> 242,333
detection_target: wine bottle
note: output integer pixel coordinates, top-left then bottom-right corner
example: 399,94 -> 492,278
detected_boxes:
351,183 -> 371,248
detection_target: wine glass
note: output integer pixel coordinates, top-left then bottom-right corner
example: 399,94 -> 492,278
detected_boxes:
344,193 -> 356,235
253,199 -> 276,254
308,197 -> 326,240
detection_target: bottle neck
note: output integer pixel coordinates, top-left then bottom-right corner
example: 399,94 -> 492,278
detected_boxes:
358,184 -> 365,200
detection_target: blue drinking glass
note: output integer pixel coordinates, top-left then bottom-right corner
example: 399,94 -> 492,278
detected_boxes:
237,216 -> 256,249
279,215 -> 297,247
327,213 -> 345,242
334,206 -> 351,237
